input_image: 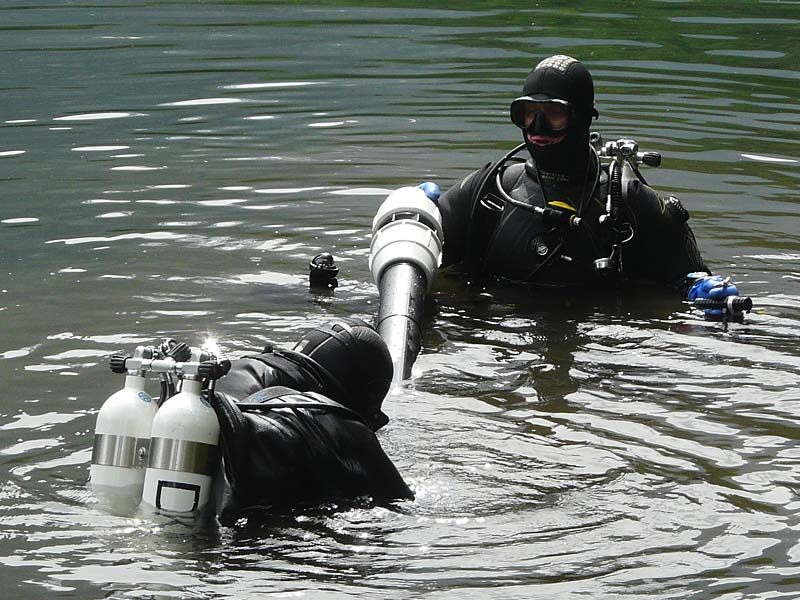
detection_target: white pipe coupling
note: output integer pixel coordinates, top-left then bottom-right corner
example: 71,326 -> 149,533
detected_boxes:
369,186 -> 443,293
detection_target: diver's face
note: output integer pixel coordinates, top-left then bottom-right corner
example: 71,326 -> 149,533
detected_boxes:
522,101 -> 569,146
522,101 -> 570,130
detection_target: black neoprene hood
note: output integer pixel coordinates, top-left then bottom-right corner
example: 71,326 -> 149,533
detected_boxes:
511,55 -> 599,122
292,318 -> 392,430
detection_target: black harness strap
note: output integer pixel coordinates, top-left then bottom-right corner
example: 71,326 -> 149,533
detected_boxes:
235,386 -> 367,425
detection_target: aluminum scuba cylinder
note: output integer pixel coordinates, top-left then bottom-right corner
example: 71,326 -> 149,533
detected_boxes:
141,347 -> 222,514
90,347 -> 159,512
594,137 -> 661,275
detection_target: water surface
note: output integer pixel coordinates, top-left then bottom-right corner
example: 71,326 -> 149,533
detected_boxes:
1,1 -> 799,598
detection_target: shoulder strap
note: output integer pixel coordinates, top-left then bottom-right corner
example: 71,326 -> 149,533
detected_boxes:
235,386 -> 367,425
237,385 -> 298,403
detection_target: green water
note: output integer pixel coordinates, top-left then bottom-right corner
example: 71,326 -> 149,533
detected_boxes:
1,1 -> 799,598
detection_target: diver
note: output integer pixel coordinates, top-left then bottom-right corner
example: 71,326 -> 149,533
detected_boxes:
209,318 -> 414,525
436,55 -> 738,304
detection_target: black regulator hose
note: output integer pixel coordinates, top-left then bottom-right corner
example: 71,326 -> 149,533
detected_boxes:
609,160 -> 622,223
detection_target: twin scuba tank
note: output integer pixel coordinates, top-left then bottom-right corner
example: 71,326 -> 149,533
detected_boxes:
89,342 -> 228,514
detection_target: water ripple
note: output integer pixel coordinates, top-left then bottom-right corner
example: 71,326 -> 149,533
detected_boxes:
2,1 -> 800,597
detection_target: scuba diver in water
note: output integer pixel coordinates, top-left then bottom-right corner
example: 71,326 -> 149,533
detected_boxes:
209,318 -> 414,525
436,54 -> 734,302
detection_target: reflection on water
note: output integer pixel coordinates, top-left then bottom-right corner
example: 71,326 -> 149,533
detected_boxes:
1,1 -> 799,598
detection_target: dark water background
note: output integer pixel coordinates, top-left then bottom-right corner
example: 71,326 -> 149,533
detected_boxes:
1,1 -> 799,598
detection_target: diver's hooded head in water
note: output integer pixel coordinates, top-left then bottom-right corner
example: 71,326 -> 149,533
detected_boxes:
292,318 -> 392,430
510,55 -> 598,178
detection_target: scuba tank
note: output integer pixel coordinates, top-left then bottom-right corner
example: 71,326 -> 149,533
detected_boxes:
593,136 -> 661,275
141,346 -> 228,514
90,346 -> 159,512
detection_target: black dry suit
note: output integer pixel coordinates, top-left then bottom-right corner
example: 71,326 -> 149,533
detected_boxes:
436,145 -> 709,292
208,319 -> 413,525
